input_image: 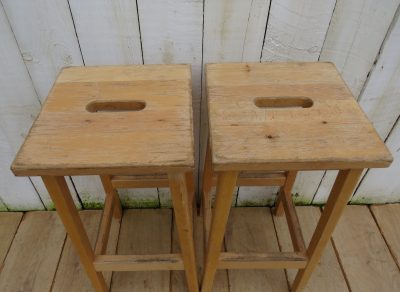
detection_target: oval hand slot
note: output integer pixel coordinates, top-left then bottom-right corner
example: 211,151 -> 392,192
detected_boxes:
86,100 -> 146,113
254,96 -> 313,109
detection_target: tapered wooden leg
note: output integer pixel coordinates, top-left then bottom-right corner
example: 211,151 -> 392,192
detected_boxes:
201,141 -> 213,248
100,175 -> 122,219
169,172 -> 199,292
292,169 -> 363,291
274,171 -> 297,216
185,171 -> 196,222
201,171 -> 238,292
42,176 -> 107,292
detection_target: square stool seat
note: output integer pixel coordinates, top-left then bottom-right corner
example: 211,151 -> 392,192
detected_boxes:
11,65 -> 199,292
206,62 -> 392,171
201,62 -> 392,292
12,65 -> 194,176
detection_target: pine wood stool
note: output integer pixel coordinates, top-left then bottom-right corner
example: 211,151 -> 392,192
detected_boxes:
11,65 -> 199,292
201,62 -> 393,291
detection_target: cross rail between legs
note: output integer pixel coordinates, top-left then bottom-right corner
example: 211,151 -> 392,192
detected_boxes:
42,171 -> 199,292
200,168 -> 363,292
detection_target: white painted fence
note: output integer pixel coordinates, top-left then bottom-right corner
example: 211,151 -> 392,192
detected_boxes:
0,0 -> 399,210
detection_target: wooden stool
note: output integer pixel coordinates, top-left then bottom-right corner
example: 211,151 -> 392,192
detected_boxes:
11,65 -> 199,292
201,62 -> 392,291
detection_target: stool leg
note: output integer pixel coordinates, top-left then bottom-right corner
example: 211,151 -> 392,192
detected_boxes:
274,171 -> 297,216
168,172 -> 199,292
292,169 -> 362,291
185,171 -> 196,222
202,171 -> 238,292
100,175 -> 122,219
42,176 -> 107,292
201,141 -> 213,248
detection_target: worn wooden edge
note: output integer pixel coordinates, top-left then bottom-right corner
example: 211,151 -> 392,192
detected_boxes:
11,165 -> 194,177
212,160 -> 392,172
217,252 -> 307,270
93,254 -> 184,271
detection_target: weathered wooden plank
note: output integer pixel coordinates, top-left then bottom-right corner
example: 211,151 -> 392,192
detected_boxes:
332,206 -> 400,291
0,213 -> 23,267
1,1 -> 81,209
225,208 -> 288,291
2,0 -> 83,101
273,206 -> 348,291
0,212 -> 66,291
52,211 -> 119,291
315,1 -> 400,205
260,0 -> 335,205
68,0 -> 142,65
203,0 -> 271,63
111,209 -> 171,291
371,204 -> 400,267
0,5 -> 47,210
320,0 -> 400,97
261,0 -> 336,61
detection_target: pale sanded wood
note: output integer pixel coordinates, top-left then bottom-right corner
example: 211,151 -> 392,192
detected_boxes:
43,176 -> 107,291
168,172 -> 199,292
292,169 -> 362,291
218,252 -> 307,269
0,213 -> 23,268
111,209 -> 171,292
371,204 -> 400,267
172,214 -> 229,292
332,206 -> 400,291
0,212 -> 66,292
12,65 -> 194,176
206,62 -> 392,171
202,171 -> 238,292
52,211 -> 119,291
274,206 -> 349,291
94,254 -> 183,271
225,208 -> 288,291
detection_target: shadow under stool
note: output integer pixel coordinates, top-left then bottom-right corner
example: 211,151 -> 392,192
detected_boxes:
11,65 -> 199,292
200,62 -> 393,291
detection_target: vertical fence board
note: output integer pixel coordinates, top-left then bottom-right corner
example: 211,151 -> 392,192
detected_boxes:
203,0 -> 270,63
68,0 -> 147,207
137,0 -> 203,204
351,120 -> 400,203
1,0 -> 83,102
314,3 -> 400,204
260,0 -> 336,205
352,11 -> 400,204
0,5 -> 44,210
261,0 -> 336,61
68,0 -> 143,65
1,0 -> 83,209
320,0 -> 400,97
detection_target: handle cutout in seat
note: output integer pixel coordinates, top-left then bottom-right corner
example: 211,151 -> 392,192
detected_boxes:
86,100 -> 146,113
254,97 -> 313,109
